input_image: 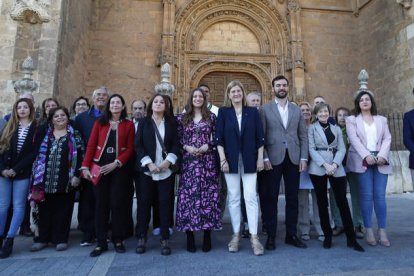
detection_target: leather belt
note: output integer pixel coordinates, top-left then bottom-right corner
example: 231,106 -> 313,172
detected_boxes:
315,147 -> 337,153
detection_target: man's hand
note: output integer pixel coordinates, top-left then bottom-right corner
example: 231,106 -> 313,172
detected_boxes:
299,160 -> 307,172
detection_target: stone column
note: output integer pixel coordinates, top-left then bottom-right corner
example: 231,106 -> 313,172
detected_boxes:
160,0 -> 175,67
287,0 -> 306,103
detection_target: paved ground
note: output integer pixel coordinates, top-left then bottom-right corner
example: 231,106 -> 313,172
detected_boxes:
0,193 -> 414,276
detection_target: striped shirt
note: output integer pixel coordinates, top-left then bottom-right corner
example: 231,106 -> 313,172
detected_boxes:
16,123 -> 30,153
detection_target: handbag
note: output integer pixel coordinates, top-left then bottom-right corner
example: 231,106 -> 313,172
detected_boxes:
90,163 -> 102,186
151,120 -> 180,174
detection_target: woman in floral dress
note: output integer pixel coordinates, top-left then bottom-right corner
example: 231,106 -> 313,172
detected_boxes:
176,88 -> 221,253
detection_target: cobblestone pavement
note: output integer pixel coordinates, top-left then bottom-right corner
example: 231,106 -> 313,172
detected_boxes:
0,194 -> 413,276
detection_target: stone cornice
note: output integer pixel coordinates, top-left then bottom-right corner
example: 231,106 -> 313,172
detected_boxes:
397,0 -> 412,9
10,0 -> 51,23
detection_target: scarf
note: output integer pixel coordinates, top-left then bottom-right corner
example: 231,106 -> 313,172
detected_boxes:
31,124 -> 78,202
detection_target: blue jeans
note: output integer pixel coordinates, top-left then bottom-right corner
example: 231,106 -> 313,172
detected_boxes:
0,177 -> 30,238
356,166 -> 388,228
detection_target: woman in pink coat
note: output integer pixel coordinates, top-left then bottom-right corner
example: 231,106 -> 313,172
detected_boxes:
346,91 -> 392,247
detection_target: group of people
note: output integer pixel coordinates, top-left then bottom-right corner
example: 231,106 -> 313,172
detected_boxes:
0,74 -> 393,259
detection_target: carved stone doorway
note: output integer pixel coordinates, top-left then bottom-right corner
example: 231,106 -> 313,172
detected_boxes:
199,72 -> 261,107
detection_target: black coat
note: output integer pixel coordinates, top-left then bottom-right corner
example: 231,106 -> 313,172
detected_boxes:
0,122 -> 45,179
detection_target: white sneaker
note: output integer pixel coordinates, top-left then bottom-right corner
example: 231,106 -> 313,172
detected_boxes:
152,228 -> 161,236
169,228 -> 174,236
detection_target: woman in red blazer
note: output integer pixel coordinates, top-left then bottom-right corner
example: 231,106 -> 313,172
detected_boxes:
81,94 -> 135,257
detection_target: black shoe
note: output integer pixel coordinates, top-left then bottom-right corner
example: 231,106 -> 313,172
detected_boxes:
89,245 -> 108,257
136,238 -> 146,254
285,235 -> 307,248
323,236 -> 332,249
186,231 -> 196,253
202,230 -> 211,252
80,233 -> 94,247
0,237 -> 3,249
0,238 -> 14,259
114,241 -> 126,253
347,239 -> 365,252
262,224 -> 267,235
161,239 -> 171,256
265,236 -> 276,250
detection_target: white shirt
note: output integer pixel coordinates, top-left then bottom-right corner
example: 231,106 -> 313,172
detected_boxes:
276,100 -> 289,129
236,113 -> 242,132
140,119 -> 177,181
364,121 -> 377,152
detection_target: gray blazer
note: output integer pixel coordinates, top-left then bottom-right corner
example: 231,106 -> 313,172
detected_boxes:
260,101 -> 308,165
308,122 -> 346,177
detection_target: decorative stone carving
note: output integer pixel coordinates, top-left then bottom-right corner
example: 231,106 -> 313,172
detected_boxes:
397,0 -> 412,9
354,69 -> 373,98
287,0 -> 300,12
155,63 -> 175,97
10,0 -> 51,23
13,56 -> 38,94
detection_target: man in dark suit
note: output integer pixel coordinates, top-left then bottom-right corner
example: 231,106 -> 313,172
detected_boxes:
259,75 -> 308,250
74,86 -> 109,246
403,88 -> 414,186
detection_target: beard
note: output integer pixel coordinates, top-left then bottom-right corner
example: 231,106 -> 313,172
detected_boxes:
275,90 -> 288,99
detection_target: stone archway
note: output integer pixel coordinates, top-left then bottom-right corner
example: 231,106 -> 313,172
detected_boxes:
199,71 -> 262,107
173,0 -> 291,110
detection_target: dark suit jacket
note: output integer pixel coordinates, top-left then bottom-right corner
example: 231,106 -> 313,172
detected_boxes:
74,108 -> 101,143
215,106 -> 264,174
135,116 -> 179,172
0,122 -> 45,179
403,109 -> 414,169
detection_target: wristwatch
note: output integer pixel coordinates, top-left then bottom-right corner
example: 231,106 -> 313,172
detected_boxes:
114,160 -> 122,168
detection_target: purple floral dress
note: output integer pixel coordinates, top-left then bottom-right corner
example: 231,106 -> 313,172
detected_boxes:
176,112 -> 221,231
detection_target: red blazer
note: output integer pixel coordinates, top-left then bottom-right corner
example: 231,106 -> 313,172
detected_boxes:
82,119 -> 135,168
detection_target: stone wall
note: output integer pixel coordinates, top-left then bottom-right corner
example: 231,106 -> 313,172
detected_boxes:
84,0 -> 163,109
358,0 -> 414,115
55,0 -> 94,110
301,7 -> 359,111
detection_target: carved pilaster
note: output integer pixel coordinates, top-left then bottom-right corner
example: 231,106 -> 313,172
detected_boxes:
397,0 -> 412,9
160,0 -> 176,67
10,0 -> 51,23
287,0 -> 305,101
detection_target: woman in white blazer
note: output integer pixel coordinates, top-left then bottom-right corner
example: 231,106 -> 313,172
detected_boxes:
346,91 -> 392,247
308,102 -> 364,252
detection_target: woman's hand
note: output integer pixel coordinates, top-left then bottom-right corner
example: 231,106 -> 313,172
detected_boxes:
257,158 -> 264,172
82,169 -> 92,181
185,145 -> 199,156
101,162 -> 118,175
148,163 -> 160,174
71,176 -> 81,187
221,159 -> 229,173
264,160 -> 273,171
376,156 -> 387,166
323,163 -> 336,175
159,160 -> 171,171
365,155 -> 377,165
198,144 -> 209,154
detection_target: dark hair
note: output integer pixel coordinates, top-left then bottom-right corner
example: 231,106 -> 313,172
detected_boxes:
271,75 -> 289,87
41,98 -> 60,120
354,91 -> 377,115
335,106 -> 351,122
313,102 -> 331,115
48,107 -> 70,124
72,96 -> 90,114
183,88 -> 211,126
198,84 -> 210,90
131,99 -> 146,111
99,94 -> 128,124
146,93 -> 173,119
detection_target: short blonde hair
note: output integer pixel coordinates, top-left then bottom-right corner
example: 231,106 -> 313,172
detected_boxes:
224,80 -> 247,107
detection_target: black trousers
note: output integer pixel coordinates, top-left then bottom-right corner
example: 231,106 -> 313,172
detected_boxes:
137,173 -> 175,240
309,174 -> 355,240
78,178 -> 95,239
258,153 -> 300,238
38,192 -> 75,244
93,167 -> 128,244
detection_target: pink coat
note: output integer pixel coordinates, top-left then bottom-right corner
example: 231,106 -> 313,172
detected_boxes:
345,115 -> 392,174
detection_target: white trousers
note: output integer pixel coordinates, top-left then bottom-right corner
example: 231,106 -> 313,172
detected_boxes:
298,189 -> 323,236
225,157 -> 259,235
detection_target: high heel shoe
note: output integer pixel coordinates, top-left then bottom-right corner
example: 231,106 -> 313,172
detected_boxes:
378,229 -> 390,247
365,228 -> 377,246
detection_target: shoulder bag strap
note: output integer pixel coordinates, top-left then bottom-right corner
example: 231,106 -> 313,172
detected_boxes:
151,119 -> 168,156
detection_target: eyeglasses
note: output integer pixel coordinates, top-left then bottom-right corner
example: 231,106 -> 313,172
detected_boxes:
76,103 -> 88,106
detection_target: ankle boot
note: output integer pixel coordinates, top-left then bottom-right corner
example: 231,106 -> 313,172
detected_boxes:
161,239 -> 171,256
202,230 -> 211,252
186,231 -> 196,253
0,238 -> 14,259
